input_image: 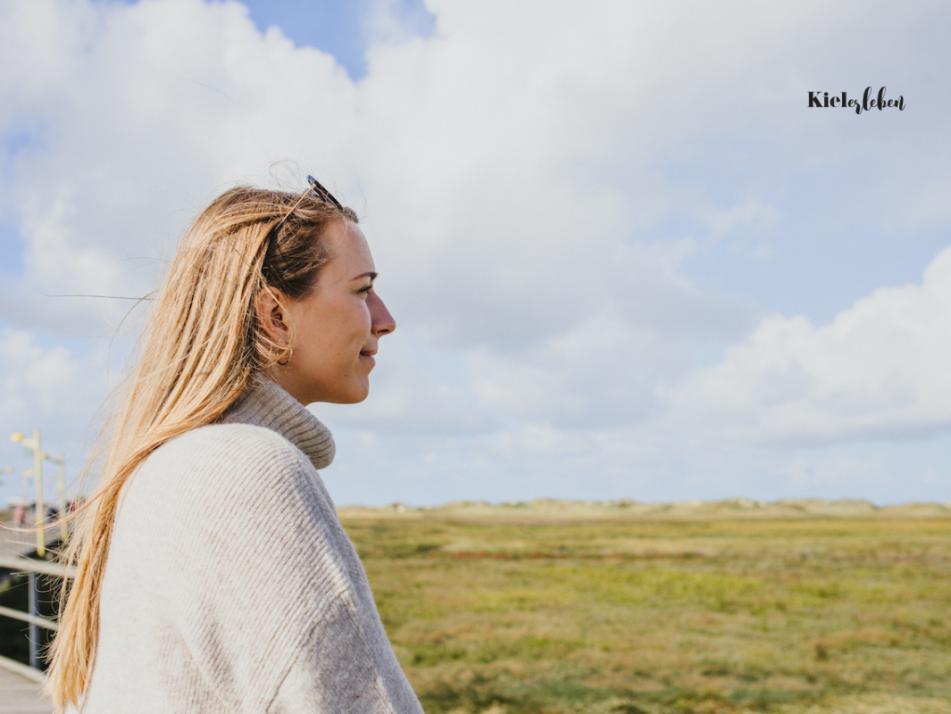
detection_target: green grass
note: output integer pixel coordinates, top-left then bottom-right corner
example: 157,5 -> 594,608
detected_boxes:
338,511 -> 951,713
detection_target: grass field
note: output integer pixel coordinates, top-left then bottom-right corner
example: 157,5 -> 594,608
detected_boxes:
337,499 -> 951,714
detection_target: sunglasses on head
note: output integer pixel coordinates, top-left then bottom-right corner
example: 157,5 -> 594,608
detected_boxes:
263,174 -> 344,278
305,174 -> 343,210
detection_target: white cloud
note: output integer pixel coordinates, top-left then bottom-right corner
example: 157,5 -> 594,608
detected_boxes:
0,327 -> 114,506
664,247 -> 951,445
0,328 -> 84,417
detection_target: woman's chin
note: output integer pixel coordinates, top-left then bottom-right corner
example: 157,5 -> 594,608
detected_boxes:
329,382 -> 370,404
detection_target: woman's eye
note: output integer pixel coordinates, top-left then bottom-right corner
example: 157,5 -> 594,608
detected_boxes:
359,285 -> 372,296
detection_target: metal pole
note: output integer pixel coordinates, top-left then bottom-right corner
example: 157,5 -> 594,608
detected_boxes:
27,572 -> 38,669
33,429 -> 44,558
58,459 -> 67,543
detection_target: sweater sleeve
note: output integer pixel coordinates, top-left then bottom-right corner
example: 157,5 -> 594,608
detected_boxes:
266,594 -> 425,714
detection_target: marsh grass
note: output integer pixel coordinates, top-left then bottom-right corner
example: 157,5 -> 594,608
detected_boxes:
339,508 -> 951,713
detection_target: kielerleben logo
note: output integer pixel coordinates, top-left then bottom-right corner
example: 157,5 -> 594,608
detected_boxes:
808,86 -> 906,114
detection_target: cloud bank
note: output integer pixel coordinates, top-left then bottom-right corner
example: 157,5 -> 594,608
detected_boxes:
1,0 -> 949,506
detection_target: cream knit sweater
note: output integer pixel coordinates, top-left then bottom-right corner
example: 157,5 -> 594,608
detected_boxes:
72,372 -> 425,713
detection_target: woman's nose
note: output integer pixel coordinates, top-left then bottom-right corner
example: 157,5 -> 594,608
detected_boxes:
372,294 -> 396,336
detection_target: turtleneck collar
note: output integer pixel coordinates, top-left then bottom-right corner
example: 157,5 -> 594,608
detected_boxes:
217,371 -> 335,471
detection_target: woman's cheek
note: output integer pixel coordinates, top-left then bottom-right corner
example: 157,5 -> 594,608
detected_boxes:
362,302 -> 373,332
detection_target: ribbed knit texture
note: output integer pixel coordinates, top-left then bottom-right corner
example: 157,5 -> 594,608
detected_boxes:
71,371 -> 425,713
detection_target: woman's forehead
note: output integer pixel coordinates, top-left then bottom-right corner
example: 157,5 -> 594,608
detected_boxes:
322,220 -> 374,276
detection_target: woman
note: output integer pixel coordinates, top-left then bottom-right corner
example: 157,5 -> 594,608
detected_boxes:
44,177 -> 424,713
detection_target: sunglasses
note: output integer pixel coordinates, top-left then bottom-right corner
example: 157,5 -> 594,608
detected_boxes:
305,174 -> 343,210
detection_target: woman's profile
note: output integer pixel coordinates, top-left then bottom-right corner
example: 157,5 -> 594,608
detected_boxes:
41,176 -> 424,713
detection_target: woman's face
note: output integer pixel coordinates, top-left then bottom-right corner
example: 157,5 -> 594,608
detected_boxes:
258,218 -> 396,405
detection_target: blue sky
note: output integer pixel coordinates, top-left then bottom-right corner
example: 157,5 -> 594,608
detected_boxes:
1,1 -> 950,508
237,0 -> 435,80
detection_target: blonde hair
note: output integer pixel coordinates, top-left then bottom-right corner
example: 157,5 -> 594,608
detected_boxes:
31,184 -> 358,712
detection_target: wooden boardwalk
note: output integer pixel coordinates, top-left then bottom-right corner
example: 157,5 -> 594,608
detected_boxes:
0,522 -> 64,714
0,667 -> 51,713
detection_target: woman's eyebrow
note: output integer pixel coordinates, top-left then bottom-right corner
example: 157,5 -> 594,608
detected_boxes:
351,271 -> 378,280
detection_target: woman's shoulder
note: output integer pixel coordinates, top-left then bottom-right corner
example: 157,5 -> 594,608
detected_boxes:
127,423 -> 325,526
159,422 -> 307,467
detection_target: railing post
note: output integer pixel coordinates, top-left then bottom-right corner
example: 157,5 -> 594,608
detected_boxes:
27,571 -> 38,669
34,428 -> 46,558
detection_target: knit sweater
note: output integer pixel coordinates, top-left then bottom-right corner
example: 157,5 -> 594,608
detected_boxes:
71,371 -> 425,713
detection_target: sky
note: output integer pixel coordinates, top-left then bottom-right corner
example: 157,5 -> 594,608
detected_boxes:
1,0 -> 950,508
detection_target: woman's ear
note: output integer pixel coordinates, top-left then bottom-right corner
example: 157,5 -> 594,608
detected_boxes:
254,286 -> 292,348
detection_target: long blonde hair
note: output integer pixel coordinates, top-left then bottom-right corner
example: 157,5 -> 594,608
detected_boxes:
32,183 -> 358,712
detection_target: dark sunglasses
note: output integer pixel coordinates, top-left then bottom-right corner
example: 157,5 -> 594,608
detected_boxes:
305,174 -> 343,210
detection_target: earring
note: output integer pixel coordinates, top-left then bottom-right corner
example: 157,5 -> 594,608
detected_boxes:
277,345 -> 293,366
